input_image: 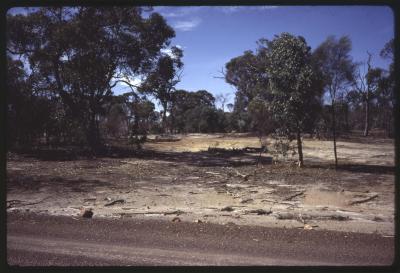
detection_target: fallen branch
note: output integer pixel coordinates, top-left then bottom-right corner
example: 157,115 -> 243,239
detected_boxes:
246,209 -> 272,215
7,197 -> 52,208
349,194 -> 378,205
205,171 -> 222,176
261,199 -> 297,206
284,191 -> 305,201
104,199 -> 125,207
163,210 -> 184,215
234,170 -> 252,181
296,225 -> 319,229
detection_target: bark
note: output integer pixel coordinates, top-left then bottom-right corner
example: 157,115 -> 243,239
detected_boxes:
162,102 -> 168,134
296,128 -> 304,168
363,52 -> 372,137
363,95 -> 370,137
86,112 -> 101,153
331,102 -> 338,168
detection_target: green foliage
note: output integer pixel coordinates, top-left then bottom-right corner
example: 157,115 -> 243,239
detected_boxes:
168,89 -> 226,133
7,7 -> 175,151
265,33 -> 320,133
224,33 -> 324,165
139,46 -> 184,132
313,36 -> 356,100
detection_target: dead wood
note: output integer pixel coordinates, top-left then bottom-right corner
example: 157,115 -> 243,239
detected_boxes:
104,199 -> 125,207
221,206 -> 234,212
205,171 -> 222,176
240,198 -> 254,204
283,191 -> 305,201
246,209 -> 272,215
7,197 -> 52,208
349,194 -> 378,205
234,170 -> 252,181
163,210 -> 184,215
261,199 -> 297,206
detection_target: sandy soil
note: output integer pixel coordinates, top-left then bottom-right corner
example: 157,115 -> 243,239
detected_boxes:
6,134 -> 395,236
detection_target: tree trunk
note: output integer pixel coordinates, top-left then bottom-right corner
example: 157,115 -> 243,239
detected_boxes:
86,112 -> 100,154
344,105 -> 349,132
296,128 -> 304,168
331,102 -> 338,168
162,102 -> 168,134
363,95 -> 370,137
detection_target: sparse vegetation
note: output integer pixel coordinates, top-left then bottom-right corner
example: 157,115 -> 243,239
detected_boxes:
6,6 -> 395,239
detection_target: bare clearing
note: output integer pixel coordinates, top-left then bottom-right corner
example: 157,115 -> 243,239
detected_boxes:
7,134 -> 395,236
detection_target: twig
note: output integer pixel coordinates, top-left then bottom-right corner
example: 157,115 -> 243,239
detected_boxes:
104,199 -> 125,207
349,194 -> 378,205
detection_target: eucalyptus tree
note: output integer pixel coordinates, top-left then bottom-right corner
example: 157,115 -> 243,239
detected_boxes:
378,39 -> 395,137
224,50 -> 269,132
263,33 -> 323,167
313,36 -> 356,168
352,52 -> 384,137
138,46 -> 183,133
169,89 -> 217,133
7,7 -> 175,151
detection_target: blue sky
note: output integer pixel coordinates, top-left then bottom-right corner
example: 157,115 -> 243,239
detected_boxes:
8,6 -> 394,108
134,5 -> 393,107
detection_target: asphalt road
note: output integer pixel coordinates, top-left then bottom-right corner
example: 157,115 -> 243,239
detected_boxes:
6,211 -> 395,266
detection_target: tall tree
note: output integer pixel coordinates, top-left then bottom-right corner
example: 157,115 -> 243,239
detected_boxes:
264,33 -> 323,167
139,46 -> 183,133
378,39 -> 395,137
313,36 -> 356,168
224,50 -> 269,132
7,7 -> 175,151
215,93 -> 231,112
352,52 -> 384,136
169,89 -> 217,133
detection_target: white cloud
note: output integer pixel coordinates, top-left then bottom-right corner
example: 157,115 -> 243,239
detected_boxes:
173,18 -> 201,31
161,44 -> 184,58
218,6 -> 279,14
257,6 -> 279,10
220,6 -> 241,14
154,6 -> 205,18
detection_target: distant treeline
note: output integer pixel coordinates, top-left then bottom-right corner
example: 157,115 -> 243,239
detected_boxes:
6,8 -> 395,165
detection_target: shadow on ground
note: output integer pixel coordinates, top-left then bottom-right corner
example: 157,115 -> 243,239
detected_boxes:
8,144 -> 394,174
7,173 -> 113,192
306,162 -> 395,175
8,145 -> 273,168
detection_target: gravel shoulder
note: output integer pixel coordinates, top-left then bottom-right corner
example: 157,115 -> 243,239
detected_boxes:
7,211 -> 395,266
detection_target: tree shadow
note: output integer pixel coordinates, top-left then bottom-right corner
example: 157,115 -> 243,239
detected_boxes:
7,173 -> 113,192
337,163 -> 395,175
306,162 -> 395,175
8,145 -> 273,167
